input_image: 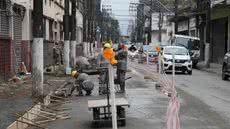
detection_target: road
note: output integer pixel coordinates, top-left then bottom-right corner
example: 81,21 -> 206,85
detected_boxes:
29,61 -> 230,129
130,61 -> 230,129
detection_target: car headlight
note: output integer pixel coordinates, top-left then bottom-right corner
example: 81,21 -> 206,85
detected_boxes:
164,58 -> 172,62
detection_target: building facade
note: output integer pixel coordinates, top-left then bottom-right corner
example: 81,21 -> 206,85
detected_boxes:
0,0 -> 26,80
0,0 -> 85,80
171,0 -> 230,64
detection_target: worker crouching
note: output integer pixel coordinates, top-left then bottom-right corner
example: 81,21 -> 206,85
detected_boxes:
71,70 -> 94,96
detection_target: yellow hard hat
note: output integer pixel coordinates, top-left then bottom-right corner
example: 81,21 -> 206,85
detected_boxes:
104,43 -> 112,48
71,70 -> 78,77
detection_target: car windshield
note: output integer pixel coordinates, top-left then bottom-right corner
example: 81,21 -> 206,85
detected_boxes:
143,45 -> 156,52
175,37 -> 200,50
164,47 -> 188,55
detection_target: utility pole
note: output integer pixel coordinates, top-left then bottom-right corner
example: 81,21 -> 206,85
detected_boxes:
205,0 -> 211,68
32,0 -> 44,97
174,0 -> 178,34
63,0 -> 70,73
71,0 -> 77,67
158,11 -> 163,43
149,0 -> 153,45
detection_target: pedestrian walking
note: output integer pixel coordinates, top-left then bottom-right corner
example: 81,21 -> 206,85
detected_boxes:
116,43 -> 128,93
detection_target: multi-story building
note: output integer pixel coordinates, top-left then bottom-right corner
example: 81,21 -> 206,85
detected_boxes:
0,0 -> 85,80
0,0 -> 26,80
151,12 -> 173,46
171,0 -> 230,63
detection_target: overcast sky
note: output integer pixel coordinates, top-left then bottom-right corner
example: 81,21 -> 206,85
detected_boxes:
110,0 -> 139,36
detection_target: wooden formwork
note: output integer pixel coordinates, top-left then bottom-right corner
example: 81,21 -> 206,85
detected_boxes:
6,89 -> 71,129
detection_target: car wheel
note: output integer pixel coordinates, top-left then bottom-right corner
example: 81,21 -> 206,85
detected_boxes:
222,65 -> 228,80
188,70 -> 192,75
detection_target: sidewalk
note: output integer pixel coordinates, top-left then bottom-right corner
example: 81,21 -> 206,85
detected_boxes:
196,62 -> 222,75
28,68 -> 169,129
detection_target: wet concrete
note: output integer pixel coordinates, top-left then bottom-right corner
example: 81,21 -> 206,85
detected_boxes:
30,70 -> 169,129
0,97 -> 32,129
25,62 -> 230,129
0,75 -> 70,129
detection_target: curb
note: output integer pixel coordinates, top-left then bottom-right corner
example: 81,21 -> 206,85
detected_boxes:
196,66 -> 222,76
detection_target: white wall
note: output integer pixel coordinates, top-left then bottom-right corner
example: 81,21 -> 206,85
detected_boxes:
43,0 -> 64,22
45,19 -> 49,40
76,10 -> 83,44
21,9 -> 30,40
151,31 -> 168,46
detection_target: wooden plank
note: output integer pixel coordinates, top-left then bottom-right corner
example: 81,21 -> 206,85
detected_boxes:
57,116 -> 71,120
50,95 -> 67,100
88,98 -> 129,109
27,111 -> 56,120
36,119 -> 56,124
49,107 -> 72,111
37,110 -> 56,116
15,113 -> 37,123
16,120 -> 47,129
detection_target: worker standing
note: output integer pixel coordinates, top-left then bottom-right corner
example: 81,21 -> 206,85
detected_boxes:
97,43 -> 111,94
116,43 -> 128,93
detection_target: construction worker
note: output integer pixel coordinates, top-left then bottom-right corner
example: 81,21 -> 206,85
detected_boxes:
53,42 -> 60,65
116,43 -> 128,93
97,43 -> 111,94
71,70 -> 94,96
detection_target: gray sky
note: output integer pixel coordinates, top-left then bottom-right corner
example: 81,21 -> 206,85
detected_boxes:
110,0 -> 138,36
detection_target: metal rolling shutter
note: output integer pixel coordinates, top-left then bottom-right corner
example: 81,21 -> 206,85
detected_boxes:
13,15 -> 22,69
211,18 -> 228,63
0,11 -> 9,38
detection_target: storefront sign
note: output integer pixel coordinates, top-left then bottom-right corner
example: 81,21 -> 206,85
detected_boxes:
178,20 -> 188,32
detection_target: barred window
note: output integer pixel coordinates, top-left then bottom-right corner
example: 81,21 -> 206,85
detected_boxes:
0,0 -> 7,10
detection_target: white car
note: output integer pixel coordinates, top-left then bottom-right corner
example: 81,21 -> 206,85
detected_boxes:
162,46 -> 192,75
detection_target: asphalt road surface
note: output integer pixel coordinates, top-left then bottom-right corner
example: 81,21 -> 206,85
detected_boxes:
130,61 -> 230,129
29,61 -> 230,129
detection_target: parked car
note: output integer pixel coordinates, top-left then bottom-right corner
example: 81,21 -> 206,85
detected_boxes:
162,46 -> 192,75
143,45 -> 158,63
222,51 -> 230,80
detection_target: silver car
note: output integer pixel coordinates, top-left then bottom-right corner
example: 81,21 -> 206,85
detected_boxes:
162,46 -> 192,75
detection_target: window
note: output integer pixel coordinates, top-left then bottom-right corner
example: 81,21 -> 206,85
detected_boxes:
60,23 -> 63,40
55,32 -> 57,41
54,22 -> 57,29
43,18 -> 46,39
49,20 -> 53,40
0,0 -> 7,10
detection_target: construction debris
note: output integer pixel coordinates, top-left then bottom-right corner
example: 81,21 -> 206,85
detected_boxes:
7,83 -> 73,129
18,62 -> 29,75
